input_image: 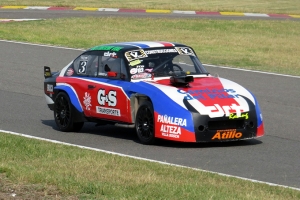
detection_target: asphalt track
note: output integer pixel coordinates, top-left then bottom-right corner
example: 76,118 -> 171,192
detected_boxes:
0,9 -> 300,189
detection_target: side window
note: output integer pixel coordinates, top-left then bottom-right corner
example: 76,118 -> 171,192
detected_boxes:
98,56 -> 128,80
173,55 -> 197,74
97,56 -> 112,77
72,53 -> 99,77
120,59 -> 129,80
101,56 -> 120,73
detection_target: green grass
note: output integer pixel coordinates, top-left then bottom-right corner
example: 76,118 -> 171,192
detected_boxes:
1,0 -> 300,14
1,132 -> 300,199
0,17 -> 300,76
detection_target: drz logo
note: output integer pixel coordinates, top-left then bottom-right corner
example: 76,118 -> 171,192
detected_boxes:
175,47 -> 195,56
104,51 -> 117,57
97,89 -> 117,106
202,103 -> 246,118
125,50 -> 147,61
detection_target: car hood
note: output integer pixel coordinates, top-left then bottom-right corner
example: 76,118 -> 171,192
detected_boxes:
145,75 -> 255,118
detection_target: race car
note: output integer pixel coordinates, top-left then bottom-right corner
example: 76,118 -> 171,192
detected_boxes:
44,41 -> 264,144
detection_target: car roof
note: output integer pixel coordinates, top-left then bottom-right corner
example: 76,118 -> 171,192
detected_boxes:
88,41 -> 189,52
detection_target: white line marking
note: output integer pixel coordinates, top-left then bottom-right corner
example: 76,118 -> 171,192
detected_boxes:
0,39 -> 84,51
1,129 -> 299,191
203,64 -> 300,79
0,19 -> 43,22
1,39 -> 299,79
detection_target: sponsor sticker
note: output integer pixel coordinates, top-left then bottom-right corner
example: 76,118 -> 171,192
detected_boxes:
130,65 -> 144,74
175,47 -> 195,56
131,73 -> 151,79
91,45 -> 123,51
46,84 -> 53,93
97,89 -> 117,107
229,112 -> 249,120
130,68 -> 137,74
178,89 -> 239,100
144,48 -> 177,54
157,114 -> 187,139
66,68 -> 74,76
125,50 -> 147,62
104,51 -> 117,57
96,106 -> 121,116
44,71 -> 51,77
160,124 -> 181,138
212,129 -> 242,140
83,92 -> 92,110
157,114 -> 187,126
129,60 -> 142,66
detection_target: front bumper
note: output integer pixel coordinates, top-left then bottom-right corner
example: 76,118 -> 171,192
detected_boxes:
192,111 -> 258,142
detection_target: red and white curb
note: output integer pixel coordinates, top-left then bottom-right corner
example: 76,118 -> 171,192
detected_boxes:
0,5 -> 300,18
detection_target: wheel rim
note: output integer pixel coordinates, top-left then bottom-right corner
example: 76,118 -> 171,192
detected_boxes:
55,95 -> 71,128
137,106 -> 154,140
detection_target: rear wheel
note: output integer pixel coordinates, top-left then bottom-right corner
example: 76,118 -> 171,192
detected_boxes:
135,101 -> 155,145
54,92 -> 84,132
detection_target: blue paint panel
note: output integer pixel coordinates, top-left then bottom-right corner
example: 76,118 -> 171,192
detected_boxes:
54,85 -> 83,112
254,97 -> 263,126
247,90 -> 263,127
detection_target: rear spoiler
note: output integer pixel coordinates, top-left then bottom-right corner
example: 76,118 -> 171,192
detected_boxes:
44,66 -> 52,78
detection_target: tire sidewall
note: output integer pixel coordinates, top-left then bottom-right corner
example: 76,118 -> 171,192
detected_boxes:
54,92 -> 75,132
135,101 -> 155,144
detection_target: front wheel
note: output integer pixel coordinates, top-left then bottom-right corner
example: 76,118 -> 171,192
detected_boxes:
135,101 -> 155,145
54,92 -> 84,132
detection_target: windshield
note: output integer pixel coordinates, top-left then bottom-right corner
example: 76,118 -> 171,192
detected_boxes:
125,48 -> 208,80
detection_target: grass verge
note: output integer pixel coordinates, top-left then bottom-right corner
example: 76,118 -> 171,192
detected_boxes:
0,17 -> 300,76
1,132 -> 300,199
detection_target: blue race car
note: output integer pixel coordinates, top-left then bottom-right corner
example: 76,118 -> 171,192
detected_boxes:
44,41 -> 264,144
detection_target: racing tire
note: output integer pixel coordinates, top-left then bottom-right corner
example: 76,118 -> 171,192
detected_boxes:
135,101 -> 155,145
54,92 -> 84,132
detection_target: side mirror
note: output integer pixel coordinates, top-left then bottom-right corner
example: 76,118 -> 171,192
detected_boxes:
107,71 -> 118,77
44,66 -> 52,78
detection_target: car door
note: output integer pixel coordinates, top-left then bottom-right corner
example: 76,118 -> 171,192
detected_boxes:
86,52 -> 133,123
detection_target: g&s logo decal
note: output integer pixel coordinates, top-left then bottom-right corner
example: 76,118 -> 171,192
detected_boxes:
96,89 -> 120,116
97,89 -> 117,106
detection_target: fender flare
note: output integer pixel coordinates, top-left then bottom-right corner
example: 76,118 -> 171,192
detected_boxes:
54,85 -> 83,113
